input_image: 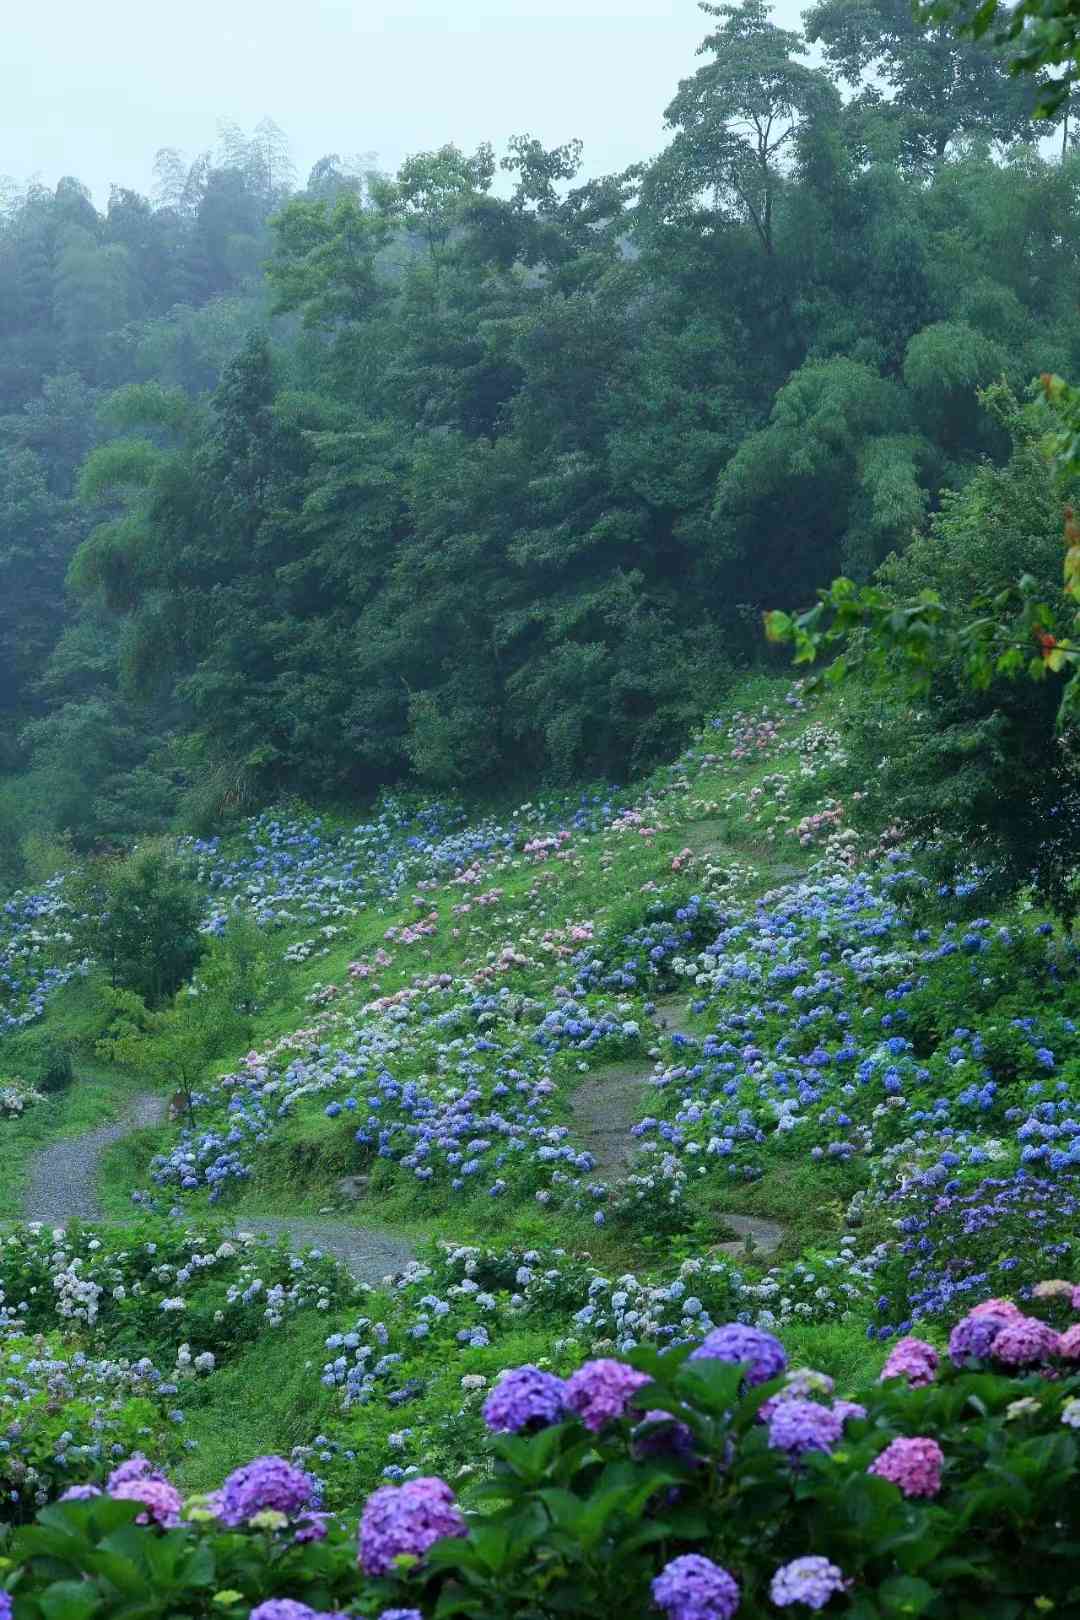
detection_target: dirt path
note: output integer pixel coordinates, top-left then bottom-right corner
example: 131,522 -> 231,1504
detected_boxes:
570,992 -> 785,1258
20,1091 -> 415,1286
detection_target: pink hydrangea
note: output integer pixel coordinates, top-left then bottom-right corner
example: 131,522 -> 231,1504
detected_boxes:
868,1436 -> 943,1498
880,1337 -> 938,1388
564,1359 -> 652,1432
991,1316 -> 1060,1368
110,1478 -> 183,1527
969,1298 -> 1023,1321
1058,1323 -> 1080,1359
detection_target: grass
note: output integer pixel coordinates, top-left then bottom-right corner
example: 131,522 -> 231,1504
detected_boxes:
0,973 -> 158,1218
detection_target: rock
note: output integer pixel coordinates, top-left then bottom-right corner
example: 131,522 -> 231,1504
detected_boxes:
336,1174 -> 371,1201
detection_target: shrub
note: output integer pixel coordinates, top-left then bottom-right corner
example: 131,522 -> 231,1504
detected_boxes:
8,1293 -> 1080,1617
36,1040 -> 74,1095
68,843 -> 205,1007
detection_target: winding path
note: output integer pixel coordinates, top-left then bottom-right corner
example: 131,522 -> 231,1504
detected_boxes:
21,1091 -> 415,1286
570,992 -> 786,1259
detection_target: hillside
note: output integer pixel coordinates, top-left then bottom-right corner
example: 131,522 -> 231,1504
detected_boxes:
1,673 -> 1077,1523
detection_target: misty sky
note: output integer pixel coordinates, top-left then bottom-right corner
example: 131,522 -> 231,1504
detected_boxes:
5,0 -> 805,204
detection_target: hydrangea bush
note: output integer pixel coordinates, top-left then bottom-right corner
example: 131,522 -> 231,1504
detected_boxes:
7,1295 -> 1080,1619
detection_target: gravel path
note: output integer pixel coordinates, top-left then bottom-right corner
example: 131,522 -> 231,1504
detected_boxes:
22,1092 -> 168,1223
570,993 -> 786,1255
21,1091 -> 415,1286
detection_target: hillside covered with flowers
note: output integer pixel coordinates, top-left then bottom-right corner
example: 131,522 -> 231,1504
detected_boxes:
2,673 -> 1080,1618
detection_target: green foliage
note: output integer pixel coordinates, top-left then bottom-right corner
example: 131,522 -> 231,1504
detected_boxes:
68,844 -> 205,1007
769,391 -> 1080,917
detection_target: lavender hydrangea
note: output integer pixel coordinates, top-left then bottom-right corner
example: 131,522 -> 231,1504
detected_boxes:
564,1359 -> 652,1432
59,1484 -> 103,1502
688,1324 -> 786,1387
217,1456 -> 317,1527
632,1409 -> 697,1461
107,1454 -> 167,1490
378,1612 -> 424,1620
0,1593 -> 11,1620
358,1476 -> 467,1576
482,1365 -> 567,1433
652,1554 -> 740,1620
249,1603 -> 323,1620
770,1556 -> 848,1610
766,1400 -> 843,1457
948,1310 -> 1011,1367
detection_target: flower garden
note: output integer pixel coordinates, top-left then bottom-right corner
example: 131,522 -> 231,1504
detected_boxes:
3,676 -> 1080,1617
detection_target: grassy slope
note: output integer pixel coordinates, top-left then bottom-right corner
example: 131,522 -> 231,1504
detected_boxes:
0,676 -> 902,1482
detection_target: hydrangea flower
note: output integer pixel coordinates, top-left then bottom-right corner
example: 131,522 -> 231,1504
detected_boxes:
110,1478 -> 183,1528
482,1365 -> 567,1433
218,1456 -> 317,1527
652,1553 -> 740,1620
249,1603 -> 323,1620
688,1324 -> 786,1387
767,1400 -> 843,1457
107,1454 -> 167,1490
358,1476 -> 467,1575
632,1409 -> 697,1461
769,1557 -> 848,1610
59,1484 -> 103,1502
0,1593 -> 11,1620
880,1337 -> 938,1387
564,1359 -> 652,1431
991,1317 -> 1060,1368
868,1436 -> 944,1497
378,1612 -> 424,1620
1058,1324 -> 1080,1359
948,1310 -> 1011,1367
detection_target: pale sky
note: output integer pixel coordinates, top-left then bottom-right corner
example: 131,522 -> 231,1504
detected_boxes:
3,0 -> 805,204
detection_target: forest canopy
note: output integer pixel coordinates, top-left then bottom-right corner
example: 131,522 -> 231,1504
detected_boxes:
2,0 -> 1078,869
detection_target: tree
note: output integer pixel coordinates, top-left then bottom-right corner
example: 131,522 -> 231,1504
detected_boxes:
643,0 -> 838,255
71,843 -> 205,1006
804,0 -> 1050,165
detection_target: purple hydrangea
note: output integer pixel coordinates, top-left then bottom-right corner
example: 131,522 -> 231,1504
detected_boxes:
948,1310 -> 1011,1367
652,1554 -> 740,1620
294,1511 -> 331,1544
358,1476 -> 467,1576
107,1454 -> 167,1490
378,1612 -> 424,1620
833,1400 -> 867,1425
482,1365 -> 567,1433
249,1604 -> 323,1620
0,1593 -> 11,1620
564,1359 -> 652,1432
632,1409 -> 697,1462
688,1324 -> 786,1387
217,1456 -> 317,1527
59,1484 -> 103,1502
110,1478 -> 183,1528
766,1400 -> 844,1457
769,1556 -> 848,1610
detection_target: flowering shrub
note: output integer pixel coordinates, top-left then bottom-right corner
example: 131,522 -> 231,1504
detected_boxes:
8,1295 -> 1080,1617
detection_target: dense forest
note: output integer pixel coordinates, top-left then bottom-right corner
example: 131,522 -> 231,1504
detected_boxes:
3,0 -> 1078,875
